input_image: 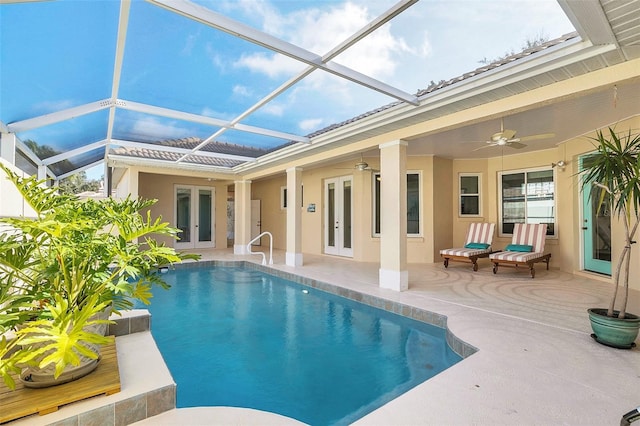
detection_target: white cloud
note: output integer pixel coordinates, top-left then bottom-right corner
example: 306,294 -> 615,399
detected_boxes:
231,2 -> 411,83
182,31 -> 198,56
201,107 -> 235,121
233,85 -> 252,97
419,31 -> 432,57
260,103 -> 284,117
234,52 -> 304,78
131,116 -> 195,140
34,99 -> 75,114
299,118 -> 323,132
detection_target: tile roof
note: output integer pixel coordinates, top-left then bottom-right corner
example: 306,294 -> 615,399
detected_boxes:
110,138 -> 268,168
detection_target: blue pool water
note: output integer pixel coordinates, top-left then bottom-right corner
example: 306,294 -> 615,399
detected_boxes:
141,266 -> 461,425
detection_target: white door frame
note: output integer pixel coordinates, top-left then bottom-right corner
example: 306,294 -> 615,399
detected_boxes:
324,176 -> 353,257
174,185 -> 215,249
251,199 -> 261,246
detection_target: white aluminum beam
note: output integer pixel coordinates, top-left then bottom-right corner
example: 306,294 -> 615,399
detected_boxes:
148,0 -> 418,105
118,100 -> 309,143
8,99 -> 113,133
42,139 -> 107,166
175,0 -> 417,163
15,138 -> 43,167
107,0 -> 132,141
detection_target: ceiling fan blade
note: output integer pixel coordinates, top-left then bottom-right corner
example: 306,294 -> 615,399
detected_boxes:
507,141 -> 527,149
518,133 -> 555,142
472,142 -> 498,151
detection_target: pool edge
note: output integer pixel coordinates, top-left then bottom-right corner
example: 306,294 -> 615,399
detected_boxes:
171,260 -> 478,359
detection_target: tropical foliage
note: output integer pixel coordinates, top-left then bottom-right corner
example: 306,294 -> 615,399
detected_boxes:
0,164 -> 198,389
580,127 -> 640,318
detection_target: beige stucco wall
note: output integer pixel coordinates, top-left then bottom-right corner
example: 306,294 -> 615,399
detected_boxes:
249,155 -> 451,264
430,156 -> 453,263
251,175 -> 287,250
137,172 -> 229,249
438,116 -> 640,293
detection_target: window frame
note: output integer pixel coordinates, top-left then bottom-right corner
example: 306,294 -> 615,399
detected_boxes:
280,185 -> 303,210
280,186 -> 287,210
372,170 -> 422,237
497,166 -> 557,238
459,173 -> 482,217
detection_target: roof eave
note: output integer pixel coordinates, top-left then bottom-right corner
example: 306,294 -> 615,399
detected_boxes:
108,154 -> 239,177
234,37 -> 614,175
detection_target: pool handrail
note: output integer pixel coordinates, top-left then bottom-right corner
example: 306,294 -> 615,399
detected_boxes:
247,232 -> 273,265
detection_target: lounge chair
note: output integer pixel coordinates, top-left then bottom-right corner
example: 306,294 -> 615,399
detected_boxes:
489,223 -> 551,278
440,222 -> 496,271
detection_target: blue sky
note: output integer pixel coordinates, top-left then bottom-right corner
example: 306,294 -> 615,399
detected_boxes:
0,0 -> 575,180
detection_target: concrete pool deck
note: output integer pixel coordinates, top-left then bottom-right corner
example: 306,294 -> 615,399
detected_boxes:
8,248 -> 638,425
149,248 -> 638,425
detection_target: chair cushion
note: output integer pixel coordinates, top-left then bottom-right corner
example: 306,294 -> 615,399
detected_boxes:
505,244 -> 533,252
490,251 -> 544,262
465,223 -> 495,245
441,248 -> 491,257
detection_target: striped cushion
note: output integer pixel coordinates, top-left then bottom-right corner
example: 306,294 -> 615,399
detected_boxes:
490,223 -> 548,262
510,223 -> 547,253
464,223 -> 495,245
489,251 -> 544,262
440,247 -> 491,258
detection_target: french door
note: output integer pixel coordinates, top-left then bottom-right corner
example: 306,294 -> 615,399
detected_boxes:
581,159 -> 611,275
324,176 -> 353,257
175,185 -> 215,249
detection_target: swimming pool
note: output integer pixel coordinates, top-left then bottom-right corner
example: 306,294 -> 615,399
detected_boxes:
142,265 -> 462,425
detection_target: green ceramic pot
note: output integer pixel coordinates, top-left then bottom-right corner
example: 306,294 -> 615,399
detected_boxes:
588,308 -> 640,349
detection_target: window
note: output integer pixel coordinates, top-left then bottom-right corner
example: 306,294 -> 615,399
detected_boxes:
373,172 -> 421,236
498,168 -> 556,237
280,186 -> 287,209
281,185 -> 303,209
459,173 -> 481,216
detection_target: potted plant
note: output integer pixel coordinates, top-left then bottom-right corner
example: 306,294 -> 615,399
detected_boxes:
0,164 -> 199,389
580,127 -> 640,349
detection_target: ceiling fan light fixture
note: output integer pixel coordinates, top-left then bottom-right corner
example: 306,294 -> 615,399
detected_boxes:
491,132 -> 503,142
355,161 -> 369,171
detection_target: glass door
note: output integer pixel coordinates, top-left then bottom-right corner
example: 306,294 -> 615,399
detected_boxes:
582,181 -> 611,274
175,185 -> 215,249
581,156 -> 611,275
324,176 -> 353,257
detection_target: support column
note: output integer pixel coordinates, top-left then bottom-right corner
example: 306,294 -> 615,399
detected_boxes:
379,140 -> 408,291
234,180 -> 252,255
286,167 -> 303,267
37,165 -> 47,181
0,133 -> 16,165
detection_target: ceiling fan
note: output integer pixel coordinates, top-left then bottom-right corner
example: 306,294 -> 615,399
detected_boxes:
473,119 -> 555,151
337,155 -> 378,172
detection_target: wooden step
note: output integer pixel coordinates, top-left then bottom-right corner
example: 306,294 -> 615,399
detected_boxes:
0,337 -> 120,423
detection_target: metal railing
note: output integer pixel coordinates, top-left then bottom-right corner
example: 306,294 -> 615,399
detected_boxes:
247,231 -> 273,265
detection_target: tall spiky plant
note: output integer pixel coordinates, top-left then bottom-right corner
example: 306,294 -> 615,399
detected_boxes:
580,127 -> 640,319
